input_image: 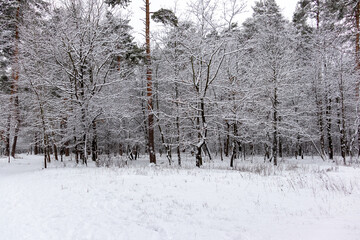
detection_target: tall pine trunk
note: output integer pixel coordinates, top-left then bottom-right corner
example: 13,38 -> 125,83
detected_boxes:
9,3 -> 21,159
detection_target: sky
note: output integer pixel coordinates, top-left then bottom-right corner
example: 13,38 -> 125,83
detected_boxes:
127,0 -> 299,42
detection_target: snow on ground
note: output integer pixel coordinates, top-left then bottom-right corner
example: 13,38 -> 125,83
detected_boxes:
1,154 -> 360,240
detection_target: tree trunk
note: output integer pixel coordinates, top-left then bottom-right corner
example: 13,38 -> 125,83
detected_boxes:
320,111 -> 325,158
336,97 -> 346,165
230,122 -> 239,168
10,3 -> 21,159
315,90 -> 325,159
119,143 -> 123,156
53,143 -> 58,161
196,129 -> 203,167
146,0 -> 156,164
43,152 -> 47,169
175,82 -> 181,166
278,116 -> 282,159
218,133 -> 223,161
264,142 -> 270,161
174,41 -> 181,166
278,136 -> 282,159
177,144 -> 181,166
11,95 -> 20,158
34,133 -> 39,155
337,57 -> 347,165
92,121 -> 98,162
224,121 -> 230,157
60,116 -> 70,156
158,124 -> 171,165
355,2 -> 360,157
195,145 -> 203,167
326,97 -> 333,160
315,0 -> 326,160
155,76 -> 171,165
195,97 -> 208,167
272,85 -> 278,166
230,142 -> 236,168
296,134 -> 303,160
5,115 -> 11,158
74,135 -> 79,164
243,144 -> 246,161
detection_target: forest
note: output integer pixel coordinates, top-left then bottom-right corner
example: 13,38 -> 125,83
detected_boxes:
1,1 -> 360,239
1,0 -> 360,168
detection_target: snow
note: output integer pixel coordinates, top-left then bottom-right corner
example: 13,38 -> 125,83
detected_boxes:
1,154 -> 360,240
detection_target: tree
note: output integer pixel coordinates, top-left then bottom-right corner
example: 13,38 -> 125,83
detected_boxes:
145,0 -> 156,164
19,0 -> 139,167
0,0 -> 48,159
241,0 -> 297,165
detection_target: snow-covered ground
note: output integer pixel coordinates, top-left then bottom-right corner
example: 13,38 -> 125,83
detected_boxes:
1,154 -> 360,240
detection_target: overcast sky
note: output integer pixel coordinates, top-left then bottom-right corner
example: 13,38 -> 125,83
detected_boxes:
127,0 -> 298,42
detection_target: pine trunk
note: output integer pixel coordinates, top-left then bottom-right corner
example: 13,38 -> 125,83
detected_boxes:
10,3 -> 21,159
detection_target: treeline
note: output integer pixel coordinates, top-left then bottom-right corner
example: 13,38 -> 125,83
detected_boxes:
0,0 -> 359,167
